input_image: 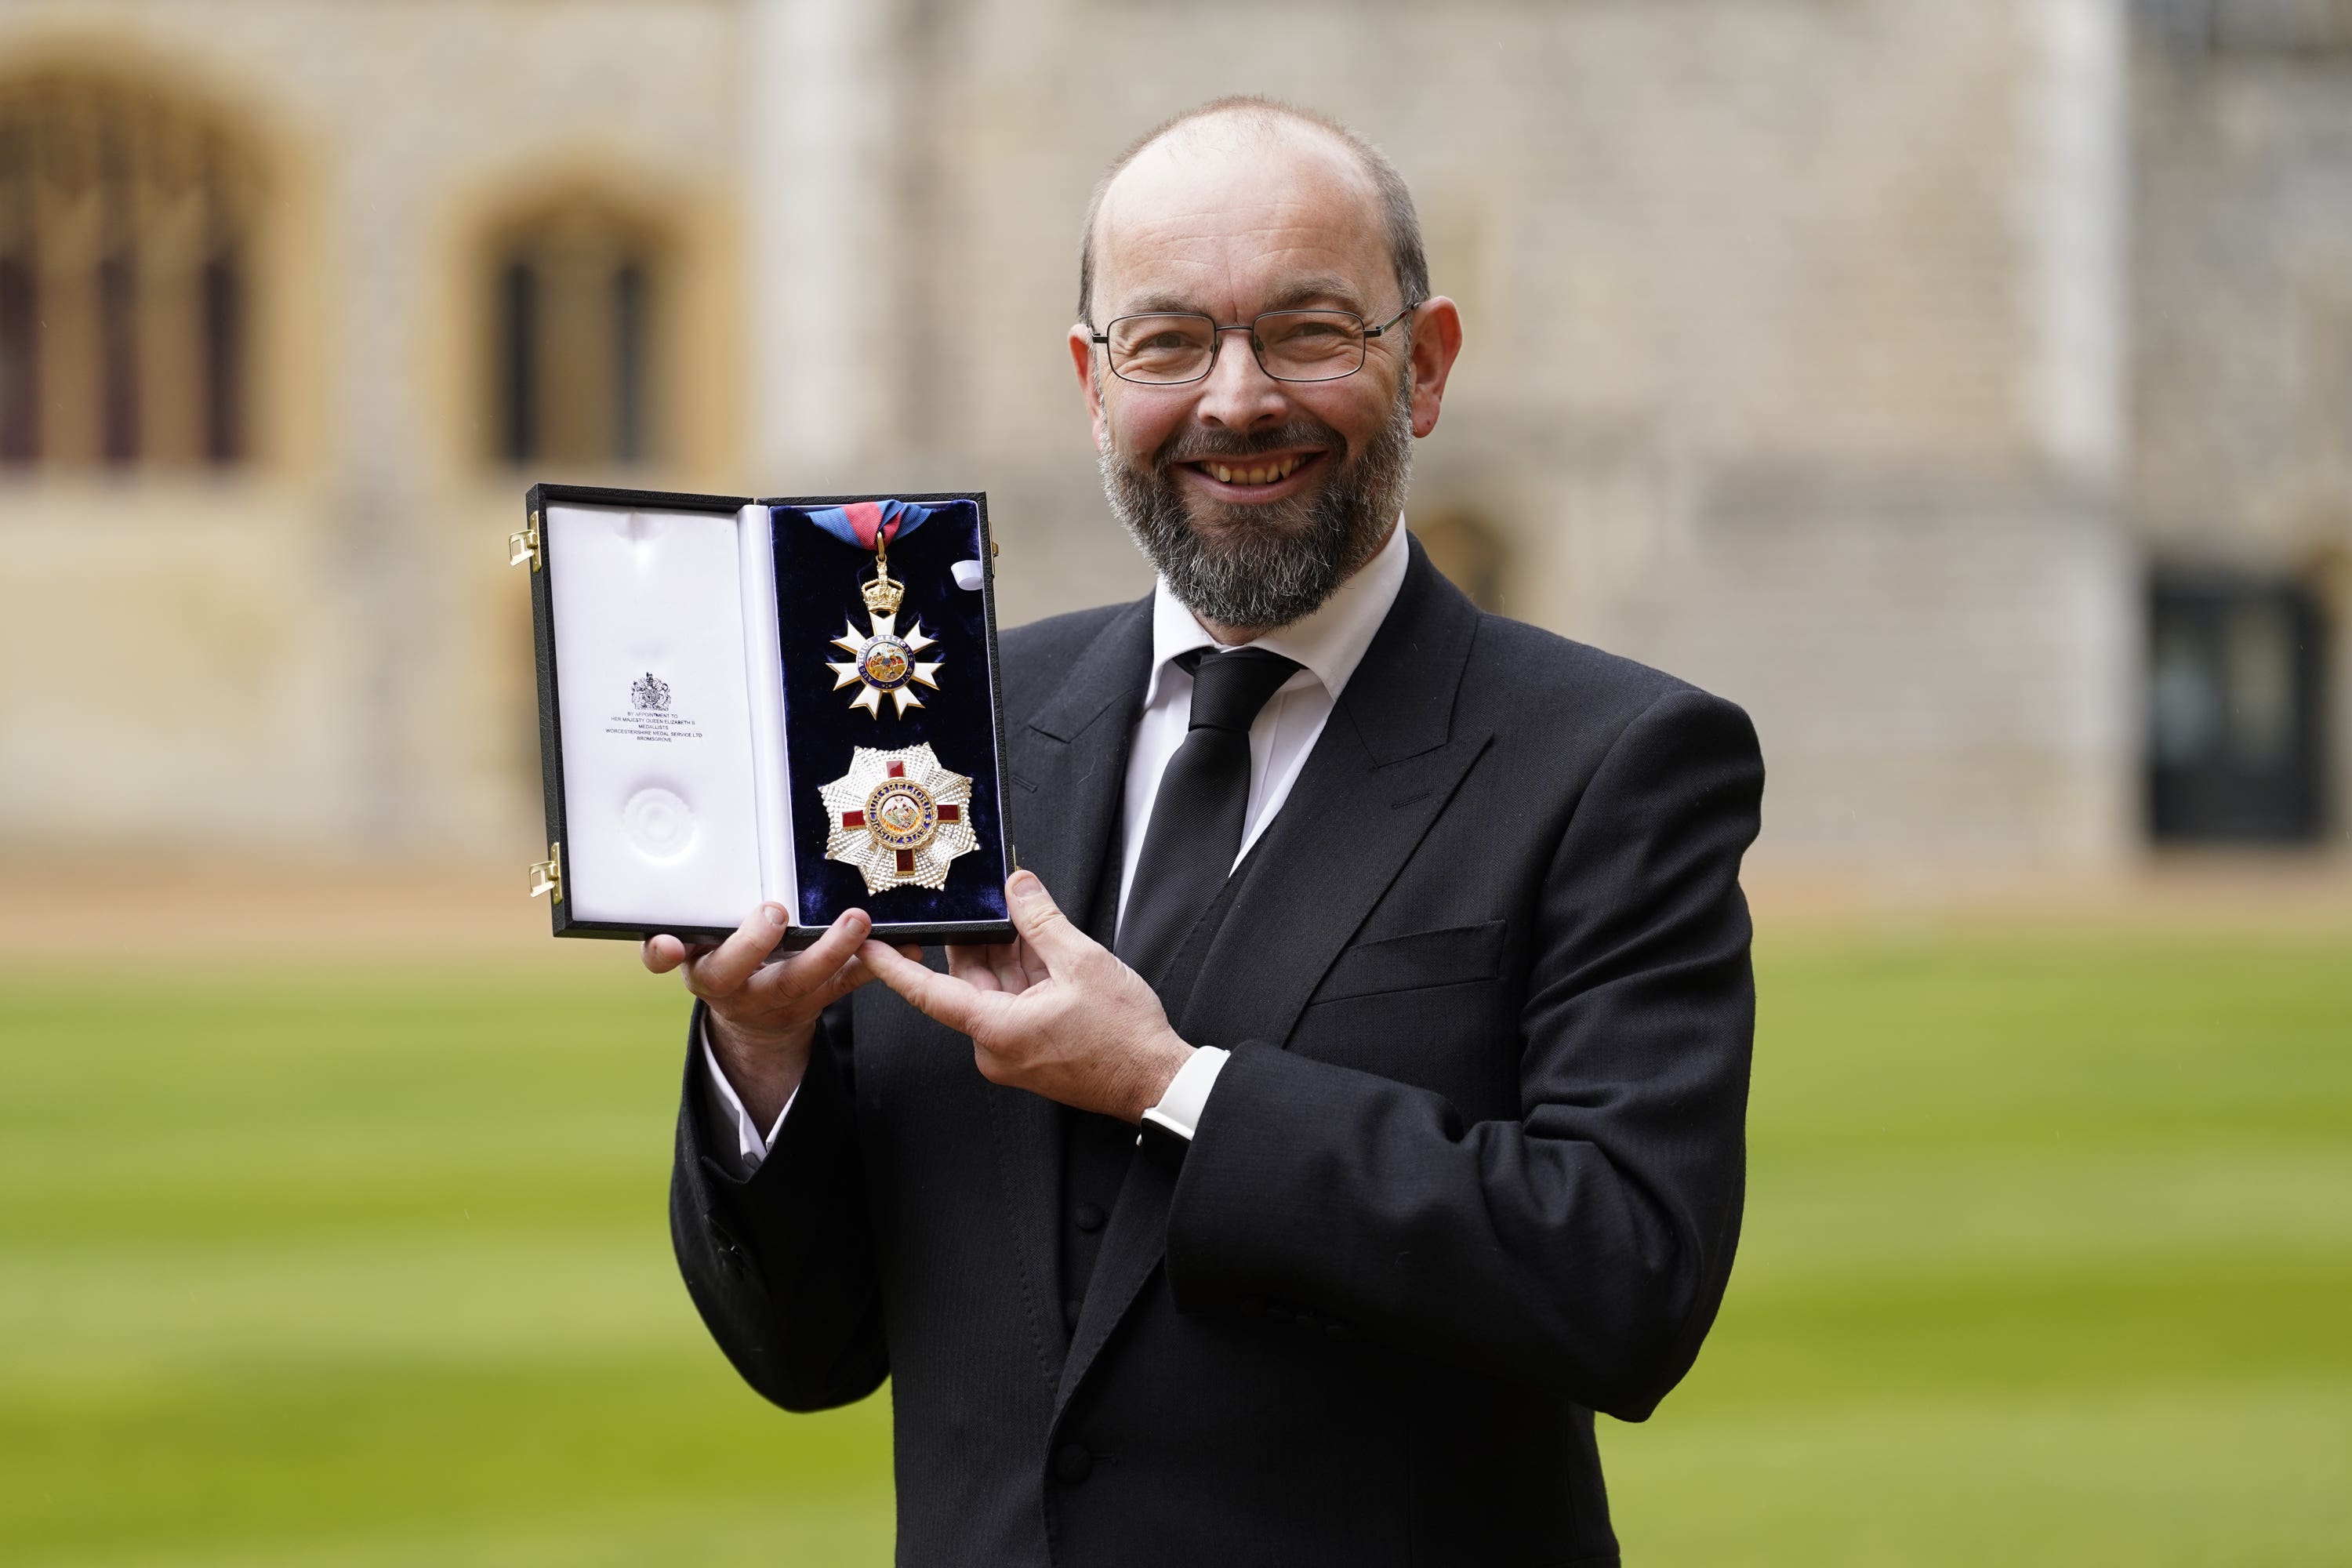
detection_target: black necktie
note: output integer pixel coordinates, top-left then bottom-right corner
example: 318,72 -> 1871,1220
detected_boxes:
1114,646 -> 1302,994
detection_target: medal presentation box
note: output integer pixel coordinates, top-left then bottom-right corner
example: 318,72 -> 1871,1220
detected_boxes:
514,483 -> 1016,948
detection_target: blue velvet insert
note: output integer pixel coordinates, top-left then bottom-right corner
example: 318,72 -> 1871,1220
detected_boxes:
770,498 -> 1011,931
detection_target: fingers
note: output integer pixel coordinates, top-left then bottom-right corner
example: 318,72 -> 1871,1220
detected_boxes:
945,941 -> 1042,996
860,938 -> 989,1036
789,951 -> 875,1014
737,908 -> 873,1006
789,907 -> 872,979
642,934 -> 687,974
946,944 -> 1011,995
681,902 -> 790,999
1003,871 -> 1095,973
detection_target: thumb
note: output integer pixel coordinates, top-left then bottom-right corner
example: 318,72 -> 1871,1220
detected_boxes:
1005,870 -> 1091,970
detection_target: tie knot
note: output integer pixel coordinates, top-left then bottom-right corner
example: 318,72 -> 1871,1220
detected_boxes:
1178,647 -> 1302,734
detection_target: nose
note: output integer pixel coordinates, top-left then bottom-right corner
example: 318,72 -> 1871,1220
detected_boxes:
1192,326 -> 1291,433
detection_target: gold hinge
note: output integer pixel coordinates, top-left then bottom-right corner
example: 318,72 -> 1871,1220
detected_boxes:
528,842 -> 563,903
510,510 -> 543,571
991,537 -> 1000,558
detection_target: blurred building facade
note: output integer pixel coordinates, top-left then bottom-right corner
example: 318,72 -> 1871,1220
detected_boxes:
0,0 -> 2343,876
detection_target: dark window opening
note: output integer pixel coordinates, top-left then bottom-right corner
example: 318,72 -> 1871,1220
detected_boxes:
2147,572 -> 2330,843
612,261 -> 647,465
201,252 -> 244,463
97,249 -> 138,464
490,212 -> 657,469
2141,0 -> 2352,56
0,256 -> 35,463
499,259 -> 538,464
2212,0 -> 2352,56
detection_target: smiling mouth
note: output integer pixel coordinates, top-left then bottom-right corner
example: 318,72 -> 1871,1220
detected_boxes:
1181,450 -> 1327,488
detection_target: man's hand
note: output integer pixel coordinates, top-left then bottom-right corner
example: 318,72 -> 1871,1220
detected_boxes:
643,905 -> 907,1131
860,871 -> 1194,1123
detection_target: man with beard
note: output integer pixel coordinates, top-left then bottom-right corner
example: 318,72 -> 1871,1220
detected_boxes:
652,98 -> 1763,1567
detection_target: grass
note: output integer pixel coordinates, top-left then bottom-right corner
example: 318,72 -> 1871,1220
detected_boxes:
1,925 -> 2347,1565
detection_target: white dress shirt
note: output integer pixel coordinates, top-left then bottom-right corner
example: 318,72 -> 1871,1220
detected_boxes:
704,519 -> 1412,1174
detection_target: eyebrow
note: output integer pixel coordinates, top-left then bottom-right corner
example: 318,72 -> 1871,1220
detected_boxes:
1264,275 -> 1369,314
1114,274 -> 1373,320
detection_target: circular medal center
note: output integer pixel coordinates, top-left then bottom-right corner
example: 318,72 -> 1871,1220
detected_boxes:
861,637 -> 913,690
863,777 -> 939,851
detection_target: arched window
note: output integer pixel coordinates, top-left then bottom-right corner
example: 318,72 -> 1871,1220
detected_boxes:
488,199 -> 665,467
0,74 -> 260,467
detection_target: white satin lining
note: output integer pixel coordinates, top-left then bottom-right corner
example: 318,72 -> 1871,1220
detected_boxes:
736,503 -> 796,916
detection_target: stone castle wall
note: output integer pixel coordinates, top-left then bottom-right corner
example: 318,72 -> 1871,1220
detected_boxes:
2,0 -> 2328,874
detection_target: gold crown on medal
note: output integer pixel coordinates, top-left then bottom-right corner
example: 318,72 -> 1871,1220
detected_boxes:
862,565 -> 906,616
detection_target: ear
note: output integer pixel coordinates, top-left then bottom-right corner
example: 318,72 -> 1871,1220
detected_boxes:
1069,324 -> 1109,452
1404,296 -> 1464,441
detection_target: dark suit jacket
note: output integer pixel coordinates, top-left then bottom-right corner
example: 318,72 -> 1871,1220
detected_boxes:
670,539 -> 1765,1567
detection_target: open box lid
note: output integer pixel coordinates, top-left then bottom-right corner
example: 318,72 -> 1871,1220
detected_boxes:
514,483 -> 1016,948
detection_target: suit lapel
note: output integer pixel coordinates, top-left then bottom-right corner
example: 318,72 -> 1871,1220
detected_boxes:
989,598 -> 1152,1386
1181,541 -> 1488,1051
1008,597 -> 1154,929
1054,543 -> 1490,1424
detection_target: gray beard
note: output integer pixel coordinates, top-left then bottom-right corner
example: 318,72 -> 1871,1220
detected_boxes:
1098,377 -> 1414,633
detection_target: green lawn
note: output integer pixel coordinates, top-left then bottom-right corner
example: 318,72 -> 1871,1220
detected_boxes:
2,927 -> 2347,1565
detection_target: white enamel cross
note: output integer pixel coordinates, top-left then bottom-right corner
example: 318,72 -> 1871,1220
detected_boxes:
826,610 -> 944,717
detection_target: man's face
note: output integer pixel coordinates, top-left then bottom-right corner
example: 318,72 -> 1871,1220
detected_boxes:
1068,123 -> 1461,633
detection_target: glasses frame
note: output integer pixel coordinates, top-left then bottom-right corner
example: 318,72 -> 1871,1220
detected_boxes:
1090,302 -> 1421,386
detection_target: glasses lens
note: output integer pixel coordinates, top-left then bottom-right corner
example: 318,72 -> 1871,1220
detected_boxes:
1254,311 -> 1366,382
1107,314 -> 1215,383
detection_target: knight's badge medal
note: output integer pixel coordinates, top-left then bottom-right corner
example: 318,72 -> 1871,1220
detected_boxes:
821,744 -> 978,893
810,500 -> 944,717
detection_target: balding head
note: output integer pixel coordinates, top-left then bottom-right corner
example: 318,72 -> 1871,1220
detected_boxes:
1076,97 -> 1428,326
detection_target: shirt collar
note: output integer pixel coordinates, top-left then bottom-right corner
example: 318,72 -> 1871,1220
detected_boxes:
1145,516 -> 1411,707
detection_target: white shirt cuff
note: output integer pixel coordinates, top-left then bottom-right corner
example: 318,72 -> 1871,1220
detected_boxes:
1142,1045 -> 1229,1141
699,1017 -> 795,1174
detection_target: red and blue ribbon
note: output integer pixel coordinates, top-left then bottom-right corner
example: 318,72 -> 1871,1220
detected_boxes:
800,499 -> 936,551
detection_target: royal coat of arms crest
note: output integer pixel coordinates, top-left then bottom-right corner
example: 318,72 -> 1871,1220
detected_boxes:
630,673 -> 672,712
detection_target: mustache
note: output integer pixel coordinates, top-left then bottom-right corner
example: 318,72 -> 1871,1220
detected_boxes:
1156,419 -> 1344,470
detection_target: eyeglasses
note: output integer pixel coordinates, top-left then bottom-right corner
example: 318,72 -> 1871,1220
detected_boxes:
1091,303 -> 1418,385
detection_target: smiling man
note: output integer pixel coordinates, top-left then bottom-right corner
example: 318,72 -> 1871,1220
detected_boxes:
652,98 -> 1765,1567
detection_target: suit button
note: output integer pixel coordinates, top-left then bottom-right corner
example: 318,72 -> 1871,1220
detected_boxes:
1073,1202 -> 1106,1233
1325,1322 -> 1354,1344
1053,1443 -> 1094,1485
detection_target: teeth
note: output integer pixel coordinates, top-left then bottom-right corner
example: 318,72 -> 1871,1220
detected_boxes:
1200,455 -> 1310,486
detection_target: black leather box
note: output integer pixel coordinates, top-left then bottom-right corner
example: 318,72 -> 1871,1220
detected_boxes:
515,482 -> 1017,948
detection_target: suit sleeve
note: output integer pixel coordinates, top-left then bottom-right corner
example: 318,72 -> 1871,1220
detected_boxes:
669,998 -> 887,1411
1163,686 -> 1764,1421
